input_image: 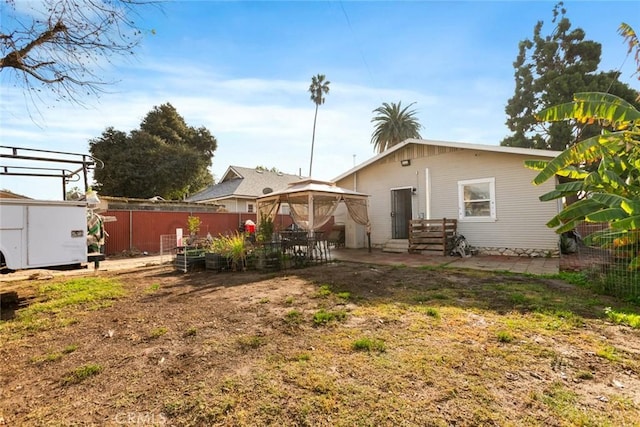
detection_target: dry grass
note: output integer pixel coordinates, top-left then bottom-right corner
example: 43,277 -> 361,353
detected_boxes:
0,263 -> 639,426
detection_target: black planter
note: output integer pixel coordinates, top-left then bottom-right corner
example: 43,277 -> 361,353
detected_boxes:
174,252 -> 206,272
205,253 -> 228,271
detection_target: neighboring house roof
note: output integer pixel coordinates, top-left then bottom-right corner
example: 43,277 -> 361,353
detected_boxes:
0,189 -> 30,199
99,195 -> 220,213
187,166 -> 303,203
332,138 -> 562,182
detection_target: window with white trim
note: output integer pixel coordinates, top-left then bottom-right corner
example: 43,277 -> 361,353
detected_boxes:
247,203 -> 254,213
458,177 -> 496,221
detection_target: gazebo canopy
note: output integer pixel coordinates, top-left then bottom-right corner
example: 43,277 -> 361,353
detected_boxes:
256,178 -> 370,232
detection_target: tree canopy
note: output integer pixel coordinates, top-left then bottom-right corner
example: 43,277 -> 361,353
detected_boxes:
370,101 -> 422,153
89,103 -> 217,199
0,0 -> 151,103
501,2 -> 639,151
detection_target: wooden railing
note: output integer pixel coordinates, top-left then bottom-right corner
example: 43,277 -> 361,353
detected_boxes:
408,218 -> 457,255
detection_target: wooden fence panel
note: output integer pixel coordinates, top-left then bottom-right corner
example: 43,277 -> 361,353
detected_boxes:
408,218 -> 457,255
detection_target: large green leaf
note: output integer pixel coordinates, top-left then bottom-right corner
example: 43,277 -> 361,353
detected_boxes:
585,208 -> 629,222
556,198 -> 605,223
555,219 -> 584,234
590,193 -> 640,214
532,135 -> 604,185
585,228 -> 623,247
554,166 -> 590,180
535,92 -> 640,130
609,215 -> 640,230
524,159 -> 548,171
539,181 -> 584,202
601,170 -> 626,189
572,92 -> 638,111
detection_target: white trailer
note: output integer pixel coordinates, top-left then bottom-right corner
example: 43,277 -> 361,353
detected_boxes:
0,199 -> 89,271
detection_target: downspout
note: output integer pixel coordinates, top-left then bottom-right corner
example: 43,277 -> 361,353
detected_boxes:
425,168 -> 431,219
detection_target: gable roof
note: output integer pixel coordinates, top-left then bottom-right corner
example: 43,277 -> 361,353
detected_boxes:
257,178 -> 369,201
0,189 -> 30,199
332,138 -> 562,182
187,166 -> 303,203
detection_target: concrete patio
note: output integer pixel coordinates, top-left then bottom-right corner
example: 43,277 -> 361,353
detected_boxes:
330,248 -> 560,275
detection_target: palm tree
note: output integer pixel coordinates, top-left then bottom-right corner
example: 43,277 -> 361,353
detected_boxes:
371,101 -> 422,153
308,74 -> 330,177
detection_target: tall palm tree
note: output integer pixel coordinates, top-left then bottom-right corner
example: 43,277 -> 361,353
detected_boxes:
371,101 -> 422,153
308,74 -> 330,177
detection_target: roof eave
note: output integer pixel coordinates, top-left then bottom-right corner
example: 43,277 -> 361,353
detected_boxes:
332,138 -> 562,182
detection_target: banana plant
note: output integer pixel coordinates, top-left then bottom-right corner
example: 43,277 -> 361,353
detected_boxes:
526,92 -> 640,267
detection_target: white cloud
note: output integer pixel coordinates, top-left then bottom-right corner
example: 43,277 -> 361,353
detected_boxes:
2,51 -> 514,199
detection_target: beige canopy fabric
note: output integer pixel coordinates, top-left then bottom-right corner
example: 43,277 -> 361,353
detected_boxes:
256,178 -> 370,232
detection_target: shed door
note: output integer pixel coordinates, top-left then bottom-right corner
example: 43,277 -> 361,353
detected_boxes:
391,188 -> 412,239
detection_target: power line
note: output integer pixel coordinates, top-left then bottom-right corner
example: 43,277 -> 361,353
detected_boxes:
339,1 -> 380,101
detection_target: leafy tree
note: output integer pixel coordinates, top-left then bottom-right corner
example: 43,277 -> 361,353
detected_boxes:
65,186 -> 83,200
255,165 -> 282,173
90,103 -> 216,199
527,23 -> 640,269
370,101 -> 422,153
502,2 -> 639,151
1,0 -> 153,103
308,74 -> 330,177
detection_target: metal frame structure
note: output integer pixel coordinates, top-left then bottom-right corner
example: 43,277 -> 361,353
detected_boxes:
0,145 -> 103,198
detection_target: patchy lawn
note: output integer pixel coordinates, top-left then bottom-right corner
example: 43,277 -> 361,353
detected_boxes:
1,262 -> 639,426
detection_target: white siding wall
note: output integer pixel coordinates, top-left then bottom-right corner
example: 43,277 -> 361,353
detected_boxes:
336,147 -> 560,252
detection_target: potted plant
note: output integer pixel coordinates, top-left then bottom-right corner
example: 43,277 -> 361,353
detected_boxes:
186,215 -> 202,245
205,236 -> 227,271
253,214 -> 282,270
206,232 -> 250,272
174,246 -> 206,272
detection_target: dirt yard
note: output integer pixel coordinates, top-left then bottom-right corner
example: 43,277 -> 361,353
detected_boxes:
1,262 -> 639,426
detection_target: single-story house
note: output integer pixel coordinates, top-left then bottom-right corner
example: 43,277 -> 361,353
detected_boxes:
186,166 -> 303,214
332,139 -> 562,257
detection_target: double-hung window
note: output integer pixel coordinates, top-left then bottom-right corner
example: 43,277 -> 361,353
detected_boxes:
458,177 -> 496,221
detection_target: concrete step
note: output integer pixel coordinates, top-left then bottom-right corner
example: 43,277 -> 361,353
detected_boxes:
382,239 -> 409,253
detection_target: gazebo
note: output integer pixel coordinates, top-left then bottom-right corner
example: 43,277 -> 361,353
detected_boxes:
256,178 -> 371,252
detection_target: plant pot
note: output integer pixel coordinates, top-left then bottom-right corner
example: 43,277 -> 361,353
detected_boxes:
205,253 -> 227,271
174,251 -> 205,272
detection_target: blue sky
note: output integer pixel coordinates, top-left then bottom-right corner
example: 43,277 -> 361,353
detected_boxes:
1,0 -> 638,200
